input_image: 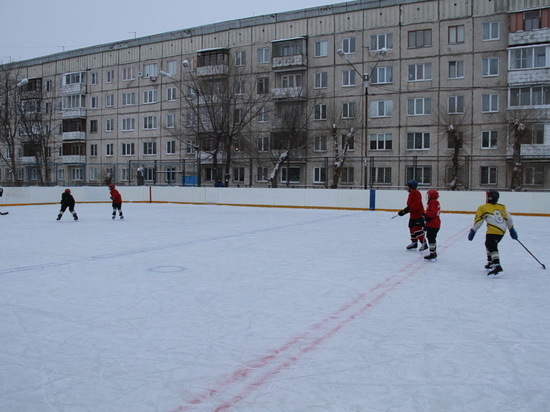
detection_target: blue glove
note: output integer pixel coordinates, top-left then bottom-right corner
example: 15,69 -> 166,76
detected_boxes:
509,228 -> 518,240
468,229 -> 476,241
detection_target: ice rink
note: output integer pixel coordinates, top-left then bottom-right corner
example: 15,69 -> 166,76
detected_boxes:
1,202 -> 549,412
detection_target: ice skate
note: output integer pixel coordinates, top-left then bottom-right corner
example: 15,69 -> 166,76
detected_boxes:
56,214 -> 62,221
487,265 -> 503,276
484,262 -> 494,270
406,242 -> 418,250
419,242 -> 428,251
424,252 -> 437,260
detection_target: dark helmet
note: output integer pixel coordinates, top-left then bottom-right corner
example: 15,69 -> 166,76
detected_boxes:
64,188 -> 71,193
406,180 -> 418,189
427,189 -> 439,200
487,190 -> 499,204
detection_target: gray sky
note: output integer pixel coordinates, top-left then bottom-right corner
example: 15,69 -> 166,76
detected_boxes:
0,0 -> 340,63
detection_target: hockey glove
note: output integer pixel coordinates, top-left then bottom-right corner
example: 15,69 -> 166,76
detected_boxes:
398,207 -> 409,217
468,229 -> 476,241
509,228 -> 518,240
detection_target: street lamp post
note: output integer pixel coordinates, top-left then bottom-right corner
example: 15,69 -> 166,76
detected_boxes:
336,48 -> 386,189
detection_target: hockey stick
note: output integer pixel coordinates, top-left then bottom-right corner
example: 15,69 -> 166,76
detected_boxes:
516,239 -> 546,270
391,214 -> 399,219
0,211 -> 8,215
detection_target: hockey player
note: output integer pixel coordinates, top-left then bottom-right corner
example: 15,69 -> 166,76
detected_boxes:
423,189 -> 441,260
397,180 -> 427,251
57,189 -> 78,221
109,184 -> 124,220
468,190 -> 518,276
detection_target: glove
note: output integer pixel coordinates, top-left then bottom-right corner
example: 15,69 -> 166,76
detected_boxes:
468,229 -> 476,241
398,210 -> 405,216
509,228 -> 518,240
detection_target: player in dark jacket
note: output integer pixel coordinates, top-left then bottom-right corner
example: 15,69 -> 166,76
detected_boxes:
423,189 -> 441,260
109,184 -> 124,220
398,180 -> 427,251
57,189 -> 78,221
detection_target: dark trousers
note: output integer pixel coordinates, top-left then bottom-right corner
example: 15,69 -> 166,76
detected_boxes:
485,233 -> 503,264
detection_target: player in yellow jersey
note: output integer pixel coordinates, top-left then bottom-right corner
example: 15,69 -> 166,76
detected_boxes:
468,190 -> 518,276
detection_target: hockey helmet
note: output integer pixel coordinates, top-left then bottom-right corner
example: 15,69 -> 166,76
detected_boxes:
109,184 -> 115,189
406,180 -> 418,189
427,189 -> 439,200
486,190 -> 499,204
65,188 -> 71,193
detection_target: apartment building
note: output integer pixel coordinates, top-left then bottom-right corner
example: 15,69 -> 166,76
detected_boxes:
1,0 -> 549,189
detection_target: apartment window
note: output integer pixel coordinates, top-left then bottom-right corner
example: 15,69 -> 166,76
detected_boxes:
63,95 -> 85,109
314,104 -> 327,120
448,95 -> 465,114
342,102 -> 356,119
166,61 -> 177,75
371,33 -> 393,51
167,87 -> 176,101
233,167 -> 245,182
121,142 -> 135,156
235,51 -> 246,66
281,166 -> 300,183
90,96 -> 98,108
122,92 -> 136,106
257,47 -> 270,64
106,143 -> 114,156
406,166 -> 432,184
235,80 -> 246,95
257,167 -> 269,182
257,77 -> 270,94
482,130 -> 498,149
482,21 -> 500,40
408,29 -> 432,48
449,61 -> 464,79
342,37 -> 356,54
342,133 -> 354,151
106,118 -> 114,132
408,63 -> 432,81
524,166 -> 544,186
90,167 -> 98,181
90,120 -> 98,133
314,72 -> 328,89
257,106 -> 268,122
143,115 -> 157,130
186,140 -> 197,154
314,135 -> 327,151
106,70 -> 114,83
91,73 -> 98,85
370,100 -> 393,118
342,69 -> 356,87
371,167 -> 392,184
448,25 -> 465,44
166,113 -> 176,128
369,133 -> 393,150
313,167 -> 326,184
144,63 -> 158,77
407,132 -> 430,150
281,74 -> 301,88
528,124 -> 545,144
524,10 -> 541,31
257,136 -> 268,152
481,166 -> 497,185
341,167 -> 354,183
482,94 -> 499,112
143,90 -> 158,104
510,47 -> 547,69
186,112 -> 196,127
234,108 -> 244,124
166,140 -> 176,154
371,66 -> 393,84
407,98 -> 432,116
314,41 -> 328,57
122,117 -> 135,131
105,94 -> 114,108
447,132 -> 464,149
510,86 -> 550,107
482,58 -> 499,76
143,142 -> 157,155
90,143 -> 98,156
122,67 -> 135,81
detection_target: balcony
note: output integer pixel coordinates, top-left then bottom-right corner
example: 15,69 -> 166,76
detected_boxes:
62,108 -> 87,119
60,155 -> 86,164
507,144 -> 550,158
272,55 -> 306,70
509,28 -> 550,46
508,67 -> 550,84
62,131 -> 86,141
196,64 -> 229,77
271,87 -> 305,100
62,83 -> 87,95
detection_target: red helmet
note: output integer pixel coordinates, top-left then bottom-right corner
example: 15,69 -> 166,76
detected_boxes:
65,188 -> 71,193
109,184 -> 115,189
427,189 -> 439,199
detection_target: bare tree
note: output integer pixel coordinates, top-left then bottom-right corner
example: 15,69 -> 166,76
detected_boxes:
0,65 -> 23,185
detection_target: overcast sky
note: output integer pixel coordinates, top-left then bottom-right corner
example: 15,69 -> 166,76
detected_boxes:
0,0 -> 343,63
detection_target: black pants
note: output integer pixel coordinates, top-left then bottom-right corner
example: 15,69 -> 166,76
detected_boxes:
425,227 -> 439,246
485,233 -> 503,264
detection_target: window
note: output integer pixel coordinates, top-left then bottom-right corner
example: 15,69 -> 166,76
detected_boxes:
144,63 -> 158,77
91,73 -> 98,85
408,29 -> 432,48
63,95 -> 85,109
342,37 -> 356,54
482,21 -> 500,40
314,135 -> 327,151
342,133 -> 354,151
448,95 -> 464,114
143,90 -> 158,104
90,144 -> 98,156
122,92 -> 136,106
370,100 -> 393,118
314,41 -> 328,57
528,124 -> 545,144
313,167 -> 326,184
510,86 -> 550,107
233,167 -> 245,182
106,143 -> 114,156
90,167 -> 98,181
481,166 -> 497,185
257,136 -> 268,152
90,96 -> 98,108
257,167 -> 269,182
482,130 -> 498,149
166,113 -> 176,128
166,61 -> 177,75
257,47 -> 270,64
72,168 -> 83,181
106,70 -> 114,83
122,117 -> 135,131
143,115 -> 157,130
524,166 -> 544,186
90,120 -> 98,133
281,166 -> 300,183
482,58 -> 499,76
406,166 -> 432,184
105,94 -> 114,108
447,132 -> 463,149
524,10 -> 541,31
407,98 -> 432,116
166,140 -> 176,154
371,167 -> 392,184
122,67 -> 135,81
235,80 -> 246,95
282,74 -> 301,88
167,87 -> 176,101
369,133 -> 393,150
342,102 -> 356,119
510,47 -> 547,69
314,72 -> 328,89
314,104 -> 327,120
106,118 -> 114,132
121,143 -> 135,156
257,77 -> 270,94
257,106 -> 268,122
370,33 -> 393,51
482,94 -> 499,112
408,63 -> 432,81
234,108 -> 244,124
235,51 -> 246,66
342,69 -> 356,87
449,61 -> 464,79
186,140 -> 197,154
143,142 -> 157,155
371,66 -> 393,84
341,167 -> 354,183
448,25 -> 465,44
407,132 -> 430,150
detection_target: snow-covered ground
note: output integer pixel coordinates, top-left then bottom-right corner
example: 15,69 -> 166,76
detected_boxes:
1,202 -> 549,412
